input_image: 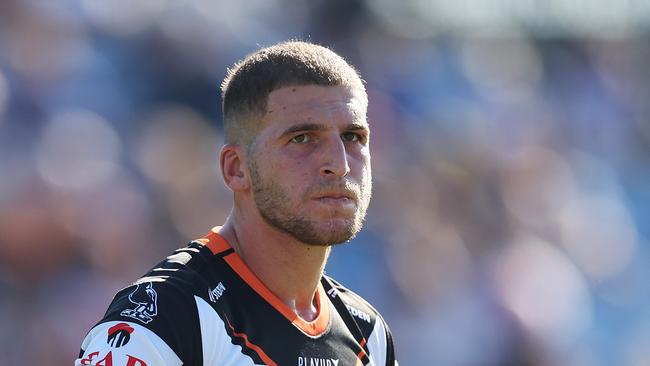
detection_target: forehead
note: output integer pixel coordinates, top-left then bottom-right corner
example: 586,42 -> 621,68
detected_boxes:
263,85 -> 367,127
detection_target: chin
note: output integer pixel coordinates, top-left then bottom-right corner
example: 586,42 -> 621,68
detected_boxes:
260,206 -> 364,246
314,218 -> 361,245
303,232 -> 355,247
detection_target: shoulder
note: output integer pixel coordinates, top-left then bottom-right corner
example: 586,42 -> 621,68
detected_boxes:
105,243 -> 215,331
76,242 -> 216,365
324,275 -> 398,366
325,275 -> 380,331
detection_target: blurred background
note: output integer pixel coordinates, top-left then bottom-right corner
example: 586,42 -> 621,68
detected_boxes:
1,0 -> 650,365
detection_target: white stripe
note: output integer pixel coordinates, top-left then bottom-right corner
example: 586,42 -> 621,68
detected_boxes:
194,295 -> 258,365
366,318 -> 388,366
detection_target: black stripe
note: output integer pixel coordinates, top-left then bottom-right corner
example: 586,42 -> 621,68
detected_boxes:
221,313 -> 267,365
321,277 -> 370,364
382,317 -> 396,366
216,248 -> 235,257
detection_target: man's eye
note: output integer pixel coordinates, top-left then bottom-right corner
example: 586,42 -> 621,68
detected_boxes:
290,134 -> 311,144
342,132 -> 361,142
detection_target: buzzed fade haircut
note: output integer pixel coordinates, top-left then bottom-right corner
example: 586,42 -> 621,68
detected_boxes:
221,40 -> 366,147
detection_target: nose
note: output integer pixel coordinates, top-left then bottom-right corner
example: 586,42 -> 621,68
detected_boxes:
320,136 -> 350,178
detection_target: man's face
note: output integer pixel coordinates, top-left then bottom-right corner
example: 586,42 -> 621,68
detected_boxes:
247,85 -> 371,246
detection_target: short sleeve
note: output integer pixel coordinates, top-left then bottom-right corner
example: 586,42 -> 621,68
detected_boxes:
75,321 -> 182,366
76,278 -> 203,365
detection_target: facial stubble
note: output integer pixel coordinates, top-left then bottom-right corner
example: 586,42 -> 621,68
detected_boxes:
248,156 -> 371,246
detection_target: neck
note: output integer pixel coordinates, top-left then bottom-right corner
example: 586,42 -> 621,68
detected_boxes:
217,209 -> 331,321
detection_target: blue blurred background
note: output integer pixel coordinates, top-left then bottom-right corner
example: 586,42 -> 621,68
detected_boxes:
1,1 -> 650,365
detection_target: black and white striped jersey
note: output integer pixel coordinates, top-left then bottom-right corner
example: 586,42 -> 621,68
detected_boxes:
75,228 -> 398,366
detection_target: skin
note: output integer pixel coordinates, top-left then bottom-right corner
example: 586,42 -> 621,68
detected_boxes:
218,85 -> 371,321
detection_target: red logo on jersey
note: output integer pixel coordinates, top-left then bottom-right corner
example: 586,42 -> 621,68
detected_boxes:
107,323 -> 134,348
80,351 -> 147,366
125,356 -> 147,366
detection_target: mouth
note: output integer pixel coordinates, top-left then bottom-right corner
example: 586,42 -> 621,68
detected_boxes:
312,191 -> 358,209
317,196 -> 353,203
313,190 -> 356,201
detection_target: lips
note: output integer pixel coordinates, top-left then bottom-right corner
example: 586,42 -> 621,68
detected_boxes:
318,194 -> 352,200
313,191 -> 356,201
317,196 -> 352,202
312,191 -> 358,211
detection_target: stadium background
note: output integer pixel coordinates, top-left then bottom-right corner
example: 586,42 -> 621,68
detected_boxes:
1,1 -> 650,365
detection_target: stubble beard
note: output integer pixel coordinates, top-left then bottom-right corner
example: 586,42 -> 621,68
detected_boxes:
248,157 -> 371,246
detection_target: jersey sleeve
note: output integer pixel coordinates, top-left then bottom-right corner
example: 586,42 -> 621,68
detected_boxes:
75,277 -> 203,365
365,314 -> 398,366
75,321 -> 182,366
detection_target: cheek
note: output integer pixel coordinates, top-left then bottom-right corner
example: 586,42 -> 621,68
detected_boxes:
351,153 -> 371,177
280,154 -> 314,182
271,159 -> 312,195
363,153 -> 371,172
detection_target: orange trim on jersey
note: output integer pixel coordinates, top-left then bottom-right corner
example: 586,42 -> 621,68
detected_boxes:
196,228 -> 331,336
225,317 -> 278,366
223,252 -> 331,337
199,227 -> 231,254
356,337 -> 368,366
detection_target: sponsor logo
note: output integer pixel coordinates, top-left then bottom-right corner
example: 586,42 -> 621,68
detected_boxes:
120,282 -> 158,324
208,282 -> 226,302
297,357 -> 339,366
107,323 -> 134,348
80,351 -> 147,366
345,305 -> 371,323
326,288 -> 337,298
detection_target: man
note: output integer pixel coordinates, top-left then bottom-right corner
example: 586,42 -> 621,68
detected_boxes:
75,41 -> 398,366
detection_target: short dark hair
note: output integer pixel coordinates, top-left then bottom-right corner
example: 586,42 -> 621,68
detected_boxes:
221,41 -> 366,146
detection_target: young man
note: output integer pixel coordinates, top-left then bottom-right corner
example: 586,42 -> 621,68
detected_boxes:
75,41 -> 398,366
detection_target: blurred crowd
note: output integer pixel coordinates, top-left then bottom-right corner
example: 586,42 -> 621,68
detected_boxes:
1,1 -> 650,365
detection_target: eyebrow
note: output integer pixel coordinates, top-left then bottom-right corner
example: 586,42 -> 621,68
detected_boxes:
280,122 -> 369,137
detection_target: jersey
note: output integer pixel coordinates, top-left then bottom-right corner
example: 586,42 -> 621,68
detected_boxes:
75,228 -> 398,366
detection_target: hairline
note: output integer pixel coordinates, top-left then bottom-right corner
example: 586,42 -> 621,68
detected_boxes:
226,81 -> 367,150
221,41 -> 367,149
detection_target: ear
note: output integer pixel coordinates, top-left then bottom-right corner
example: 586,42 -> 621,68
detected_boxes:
220,144 -> 250,192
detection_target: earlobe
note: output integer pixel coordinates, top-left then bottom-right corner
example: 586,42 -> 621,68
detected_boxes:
220,145 -> 249,192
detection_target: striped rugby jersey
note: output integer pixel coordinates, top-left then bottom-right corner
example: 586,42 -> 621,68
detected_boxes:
75,228 -> 398,366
